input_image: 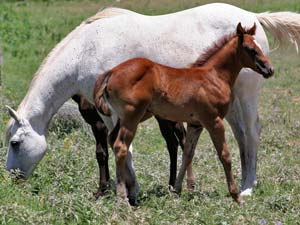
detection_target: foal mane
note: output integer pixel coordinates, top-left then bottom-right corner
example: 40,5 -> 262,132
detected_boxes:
190,26 -> 254,67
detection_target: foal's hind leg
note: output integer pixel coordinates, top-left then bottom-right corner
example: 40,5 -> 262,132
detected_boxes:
206,117 -> 242,204
174,124 -> 202,193
173,123 -> 195,190
113,105 -> 148,205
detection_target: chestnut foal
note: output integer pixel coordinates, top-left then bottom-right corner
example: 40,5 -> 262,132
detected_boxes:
94,23 -> 274,203
72,94 -> 186,198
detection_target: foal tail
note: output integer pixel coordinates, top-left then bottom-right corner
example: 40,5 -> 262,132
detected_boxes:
256,12 -> 300,52
94,71 -> 112,116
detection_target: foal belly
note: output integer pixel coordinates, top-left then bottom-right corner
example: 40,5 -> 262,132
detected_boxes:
149,103 -> 201,124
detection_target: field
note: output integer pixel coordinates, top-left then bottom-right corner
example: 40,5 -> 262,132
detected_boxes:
0,0 -> 300,224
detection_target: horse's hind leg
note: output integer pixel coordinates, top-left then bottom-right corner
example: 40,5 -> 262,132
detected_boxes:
206,117 -> 242,204
72,95 -> 110,198
174,124 -> 202,193
227,70 -> 263,196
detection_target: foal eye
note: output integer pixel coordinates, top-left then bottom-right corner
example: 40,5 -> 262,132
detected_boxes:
10,141 -> 20,148
245,47 -> 257,56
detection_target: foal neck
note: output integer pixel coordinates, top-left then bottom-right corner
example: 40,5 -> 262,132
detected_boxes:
205,37 -> 243,87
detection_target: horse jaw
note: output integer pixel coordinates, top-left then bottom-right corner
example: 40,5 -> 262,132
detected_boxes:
6,119 -> 47,179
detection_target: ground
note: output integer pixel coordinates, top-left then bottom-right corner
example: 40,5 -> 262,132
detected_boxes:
0,0 -> 299,224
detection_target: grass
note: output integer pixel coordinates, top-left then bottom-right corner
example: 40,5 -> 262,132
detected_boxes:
1,0 -> 300,224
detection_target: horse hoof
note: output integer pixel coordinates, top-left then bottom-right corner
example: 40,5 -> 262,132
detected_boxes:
240,188 -> 253,197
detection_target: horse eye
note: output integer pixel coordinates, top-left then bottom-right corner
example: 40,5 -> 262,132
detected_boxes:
245,47 -> 257,56
10,141 -> 20,147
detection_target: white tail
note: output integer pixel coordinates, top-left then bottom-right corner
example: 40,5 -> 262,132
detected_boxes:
257,12 -> 300,52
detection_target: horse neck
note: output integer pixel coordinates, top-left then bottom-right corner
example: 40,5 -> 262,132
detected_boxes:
17,56 -> 79,135
206,38 -> 243,87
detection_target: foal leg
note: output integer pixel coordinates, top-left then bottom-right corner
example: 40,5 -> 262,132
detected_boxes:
156,117 -> 180,187
206,117 -> 242,204
174,124 -> 202,193
113,122 -> 138,203
92,123 -> 110,198
173,123 -> 195,190
72,95 -> 110,198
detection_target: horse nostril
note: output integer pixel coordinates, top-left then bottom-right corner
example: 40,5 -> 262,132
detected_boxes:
269,67 -> 274,75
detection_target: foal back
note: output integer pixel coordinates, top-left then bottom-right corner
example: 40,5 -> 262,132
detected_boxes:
95,57 -> 229,124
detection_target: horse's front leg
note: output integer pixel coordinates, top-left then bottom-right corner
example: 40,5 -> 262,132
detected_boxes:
206,117 -> 242,204
174,123 -> 202,193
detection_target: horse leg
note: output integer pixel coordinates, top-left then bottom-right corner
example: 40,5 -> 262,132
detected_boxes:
206,117 -> 242,204
72,95 -> 110,198
174,124 -> 202,193
228,70 -> 263,196
226,96 -> 247,192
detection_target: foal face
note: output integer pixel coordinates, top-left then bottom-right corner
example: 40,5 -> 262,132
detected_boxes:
238,23 -> 274,78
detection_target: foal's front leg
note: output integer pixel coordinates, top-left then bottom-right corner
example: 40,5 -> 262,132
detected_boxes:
206,117 -> 243,204
156,117 -> 186,188
174,124 -> 203,193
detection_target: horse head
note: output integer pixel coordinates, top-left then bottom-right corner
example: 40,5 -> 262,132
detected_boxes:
5,106 -> 47,179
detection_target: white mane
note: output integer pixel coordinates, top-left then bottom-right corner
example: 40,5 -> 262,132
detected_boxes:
18,7 -> 130,112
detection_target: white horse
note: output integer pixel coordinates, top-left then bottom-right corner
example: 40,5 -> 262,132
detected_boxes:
5,3 -> 300,202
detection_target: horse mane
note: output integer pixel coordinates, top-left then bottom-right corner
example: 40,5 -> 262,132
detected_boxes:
190,26 -> 254,67
83,7 -> 133,24
19,7 -> 129,111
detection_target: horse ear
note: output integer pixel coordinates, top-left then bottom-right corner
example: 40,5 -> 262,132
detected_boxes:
6,105 -> 21,124
236,22 -> 244,37
247,23 -> 256,35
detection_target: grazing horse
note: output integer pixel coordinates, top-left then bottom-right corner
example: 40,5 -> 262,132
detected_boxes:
94,23 -> 274,203
5,3 -> 300,202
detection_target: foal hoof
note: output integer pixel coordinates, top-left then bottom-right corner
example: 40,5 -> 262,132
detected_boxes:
187,180 -> 196,192
94,190 -> 106,199
94,184 -> 109,199
128,197 -> 139,206
234,194 -> 244,205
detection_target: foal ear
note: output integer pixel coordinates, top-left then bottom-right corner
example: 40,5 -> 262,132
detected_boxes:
236,22 -> 244,37
247,23 -> 256,36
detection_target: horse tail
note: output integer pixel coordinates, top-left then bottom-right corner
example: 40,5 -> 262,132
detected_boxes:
94,70 -> 112,116
256,12 -> 300,52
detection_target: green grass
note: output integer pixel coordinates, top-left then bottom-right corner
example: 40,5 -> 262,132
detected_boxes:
1,0 -> 300,224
